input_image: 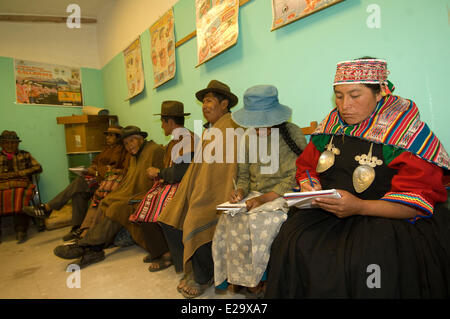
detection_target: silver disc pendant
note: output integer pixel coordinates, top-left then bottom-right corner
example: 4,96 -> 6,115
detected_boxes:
352,164 -> 375,193
316,135 -> 339,173
352,143 -> 381,193
316,150 -> 335,173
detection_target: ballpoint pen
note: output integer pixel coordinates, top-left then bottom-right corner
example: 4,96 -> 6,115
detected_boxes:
306,170 -> 315,187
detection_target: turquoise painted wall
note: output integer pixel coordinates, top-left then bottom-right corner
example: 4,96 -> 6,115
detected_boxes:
102,0 -> 450,150
2,0 -> 449,202
0,57 -> 104,202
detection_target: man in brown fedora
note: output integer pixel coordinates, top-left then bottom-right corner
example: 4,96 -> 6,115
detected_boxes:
158,80 -> 241,298
24,125 -> 128,242
53,125 -> 165,269
0,130 -> 42,243
129,100 -> 197,272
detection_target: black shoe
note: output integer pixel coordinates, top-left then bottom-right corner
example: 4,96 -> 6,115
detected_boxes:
72,250 -> 105,269
16,231 -> 27,244
23,204 -> 52,219
62,226 -> 83,242
54,243 -> 85,259
34,218 -> 46,232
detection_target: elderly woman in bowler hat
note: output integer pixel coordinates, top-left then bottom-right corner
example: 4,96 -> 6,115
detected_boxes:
212,85 -> 307,297
0,130 -> 42,243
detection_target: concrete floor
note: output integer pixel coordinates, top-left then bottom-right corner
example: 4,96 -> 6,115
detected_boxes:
0,217 -> 245,299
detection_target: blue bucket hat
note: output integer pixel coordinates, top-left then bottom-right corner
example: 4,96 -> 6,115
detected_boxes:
231,85 -> 292,128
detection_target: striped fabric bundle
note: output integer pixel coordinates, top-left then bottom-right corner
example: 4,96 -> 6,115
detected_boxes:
91,173 -> 125,207
129,180 -> 179,223
314,95 -> 450,170
0,184 -> 35,215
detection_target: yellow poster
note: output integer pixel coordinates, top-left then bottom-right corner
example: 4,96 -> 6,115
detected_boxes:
196,0 -> 239,66
271,0 -> 344,30
123,37 -> 145,100
149,9 -> 176,88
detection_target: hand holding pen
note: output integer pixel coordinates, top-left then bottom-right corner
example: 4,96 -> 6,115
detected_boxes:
229,177 -> 244,203
301,170 -> 322,192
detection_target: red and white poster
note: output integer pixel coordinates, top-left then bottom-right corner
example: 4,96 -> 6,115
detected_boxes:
196,0 -> 239,66
150,8 -> 176,88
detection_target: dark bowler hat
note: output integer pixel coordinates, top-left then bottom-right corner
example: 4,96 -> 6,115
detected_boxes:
195,80 -> 238,108
103,125 -> 123,136
121,125 -> 148,139
153,100 -> 191,117
0,130 -> 21,142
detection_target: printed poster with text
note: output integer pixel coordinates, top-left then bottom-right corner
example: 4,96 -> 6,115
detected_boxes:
150,8 -> 176,88
196,0 -> 239,66
271,0 -> 343,30
15,59 -> 83,106
123,37 -> 145,100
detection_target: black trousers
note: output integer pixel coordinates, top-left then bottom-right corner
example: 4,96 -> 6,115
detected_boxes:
78,216 -> 121,248
48,176 -> 94,226
160,222 -> 214,285
0,213 -> 30,234
79,214 -> 169,260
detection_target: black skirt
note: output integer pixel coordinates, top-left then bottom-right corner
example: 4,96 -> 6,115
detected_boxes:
265,204 -> 450,298
265,136 -> 450,298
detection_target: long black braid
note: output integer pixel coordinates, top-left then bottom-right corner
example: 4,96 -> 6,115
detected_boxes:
274,122 -> 303,156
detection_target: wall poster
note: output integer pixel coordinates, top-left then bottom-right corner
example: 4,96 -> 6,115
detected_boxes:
150,8 -> 176,88
123,37 -> 145,100
15,59 -> 83,106
271,0 -> 344,31
196,0 -> 239,66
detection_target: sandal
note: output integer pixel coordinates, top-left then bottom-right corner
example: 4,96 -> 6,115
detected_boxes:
180,277 -> 213,299
148,254 -> 173,272
143,254 -> 155,263
177,272 -> 192,293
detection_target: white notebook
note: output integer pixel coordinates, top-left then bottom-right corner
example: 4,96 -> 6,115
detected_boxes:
68,166 -> 88,176
216,191 -> 262,211
283,189 -> 341,209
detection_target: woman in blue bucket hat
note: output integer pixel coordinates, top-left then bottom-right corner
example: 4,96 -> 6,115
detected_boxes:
211,85 -> 307,297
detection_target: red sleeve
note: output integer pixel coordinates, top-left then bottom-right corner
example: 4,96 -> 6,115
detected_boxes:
295,141 -> 321,186
380,151 -> 447,223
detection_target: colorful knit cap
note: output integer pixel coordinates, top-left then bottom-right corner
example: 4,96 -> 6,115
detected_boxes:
313,95 -> 450,171
333,59 -> 389,86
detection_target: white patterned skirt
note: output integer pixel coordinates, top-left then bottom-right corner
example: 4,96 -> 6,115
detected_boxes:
212,196 -> 288,288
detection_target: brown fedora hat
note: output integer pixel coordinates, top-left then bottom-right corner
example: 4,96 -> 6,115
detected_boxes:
0,130 -> 21,142
103,125 -> 123,136
121,125 -> 148,139
153,100 -> 191,117
195,80 -> 238,108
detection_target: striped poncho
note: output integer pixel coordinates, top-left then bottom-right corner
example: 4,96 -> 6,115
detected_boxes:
313,95 -> 450,171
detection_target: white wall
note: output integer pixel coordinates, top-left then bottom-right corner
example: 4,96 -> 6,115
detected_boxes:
0,21 -> 100,68
96,0 -> 179,68
0,0 -> 179,69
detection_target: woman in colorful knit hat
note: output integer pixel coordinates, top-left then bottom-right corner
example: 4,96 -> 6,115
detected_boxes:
265,57 -> 450,298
